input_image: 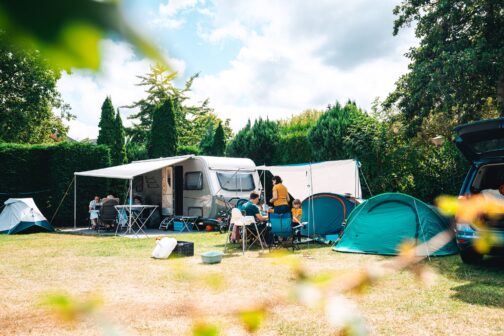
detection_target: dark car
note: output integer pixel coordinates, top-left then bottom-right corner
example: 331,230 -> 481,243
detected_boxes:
455,118 -> 504,264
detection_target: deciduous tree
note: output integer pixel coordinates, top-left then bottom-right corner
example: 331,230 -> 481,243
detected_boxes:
386,0 -> 504,134
0,34 -> 71,144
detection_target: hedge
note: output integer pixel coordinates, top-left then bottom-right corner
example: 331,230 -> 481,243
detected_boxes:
0,142 -> 111,227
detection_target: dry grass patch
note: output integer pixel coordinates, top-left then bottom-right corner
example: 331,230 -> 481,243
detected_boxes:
0,232 -> 502,335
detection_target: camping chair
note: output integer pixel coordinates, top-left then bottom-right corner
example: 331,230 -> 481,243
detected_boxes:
97,199 -> 119,232
269,213 -> 299,250
224,208 -> 264,254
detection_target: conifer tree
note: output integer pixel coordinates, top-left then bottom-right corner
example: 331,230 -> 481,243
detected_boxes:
212,122 -> 226,156
97,96 -> 116,147
112,109 -> 127,165
148,98 -> 177,158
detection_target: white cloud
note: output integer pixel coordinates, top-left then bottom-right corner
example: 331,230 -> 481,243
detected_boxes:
149,17 -> 186,29
58,39 -> 186,140
159,0 -> 202,17
186,0 -> 417,130
198,20 -> 252,43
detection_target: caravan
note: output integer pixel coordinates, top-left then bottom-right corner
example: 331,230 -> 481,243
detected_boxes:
74,155 -> 261,226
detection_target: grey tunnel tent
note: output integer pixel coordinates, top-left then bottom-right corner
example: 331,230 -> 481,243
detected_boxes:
333,193 -> 458,256
257,160 -> 363,238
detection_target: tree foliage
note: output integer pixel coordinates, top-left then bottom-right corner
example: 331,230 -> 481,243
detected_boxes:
148,98 -> 177,159
0,0 -> 166,70
0,34 -> 71,144
112,109 -> 127,165
97,97 -> 116,147
199,121 -> 215,155
212,122 -> 226,156
387,0 -> 504,135
227,118 -> 280,165
308,101 -> 364,161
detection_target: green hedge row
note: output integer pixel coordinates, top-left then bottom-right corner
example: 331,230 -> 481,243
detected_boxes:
0,142 -> 111,226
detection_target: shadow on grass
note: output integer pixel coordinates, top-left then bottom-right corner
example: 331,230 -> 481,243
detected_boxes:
431,255 -> 504,308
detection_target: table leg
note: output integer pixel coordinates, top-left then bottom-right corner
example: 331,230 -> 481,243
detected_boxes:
133,208 -> 149,237
242,225 -> 246,255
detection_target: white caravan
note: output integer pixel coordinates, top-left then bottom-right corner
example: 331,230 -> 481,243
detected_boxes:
75,155 -> 261,222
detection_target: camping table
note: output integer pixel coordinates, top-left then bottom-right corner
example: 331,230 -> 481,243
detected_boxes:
114,205 -> 158,237
170,216 -> 200,232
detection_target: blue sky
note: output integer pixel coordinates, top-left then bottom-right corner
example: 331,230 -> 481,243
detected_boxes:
58,0 -> 416,139
122,0 -> 242,75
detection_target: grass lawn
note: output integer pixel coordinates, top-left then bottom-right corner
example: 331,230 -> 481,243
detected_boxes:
0,232 -> 502,335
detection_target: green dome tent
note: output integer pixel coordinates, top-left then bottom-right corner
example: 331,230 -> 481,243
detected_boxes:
333,193 -> 458,256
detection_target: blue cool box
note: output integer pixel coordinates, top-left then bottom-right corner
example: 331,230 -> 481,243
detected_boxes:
173,220 -> 190,232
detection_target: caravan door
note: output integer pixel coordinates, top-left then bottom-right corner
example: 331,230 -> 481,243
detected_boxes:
162,167 -> 174,216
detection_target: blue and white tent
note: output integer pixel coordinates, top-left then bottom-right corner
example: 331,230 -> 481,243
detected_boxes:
0,198 -> 54,234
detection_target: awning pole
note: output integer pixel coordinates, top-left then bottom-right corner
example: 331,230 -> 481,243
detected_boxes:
263,166 -> 266,207
129,179 -> 133,232
73,176 -> 77,229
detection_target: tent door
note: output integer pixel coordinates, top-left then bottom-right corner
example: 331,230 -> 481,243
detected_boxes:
174,166 -> 184,215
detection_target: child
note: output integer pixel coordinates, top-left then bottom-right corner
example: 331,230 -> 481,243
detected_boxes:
291,199 -> 302,225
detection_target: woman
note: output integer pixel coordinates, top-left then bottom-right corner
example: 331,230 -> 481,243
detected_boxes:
89,195 -> 101,229
270,175 -> 290,214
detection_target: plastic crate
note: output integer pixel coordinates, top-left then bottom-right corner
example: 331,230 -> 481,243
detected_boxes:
174,241 -> 194,257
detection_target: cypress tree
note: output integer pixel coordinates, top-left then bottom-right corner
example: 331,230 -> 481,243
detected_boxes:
212,122 -> 226,156
148,98 -> 177,158
112,109 -> 127,165
97,96 -> 116,146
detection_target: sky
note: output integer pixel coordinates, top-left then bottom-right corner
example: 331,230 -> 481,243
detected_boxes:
57,0 -> 417,140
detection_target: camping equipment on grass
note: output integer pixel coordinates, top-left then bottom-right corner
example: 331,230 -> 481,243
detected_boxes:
174,241 -> 195,257
300,193 -> 357,238
152,237 -> 178,259
0,198 -> 54,234
333,193 -> 458,256
201,251 -> 223,264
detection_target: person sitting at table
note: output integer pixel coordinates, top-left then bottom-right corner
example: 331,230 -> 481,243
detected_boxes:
231,192 -> 268,242
291,199 -> 302,225
131,195 -> 143,218
89,195 -> 101,229
242,192 -> 269,222
99,195 -> 119,230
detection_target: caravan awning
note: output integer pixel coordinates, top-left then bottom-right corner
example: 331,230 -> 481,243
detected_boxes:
74,156 -> 192,180
257,160 -> 362,201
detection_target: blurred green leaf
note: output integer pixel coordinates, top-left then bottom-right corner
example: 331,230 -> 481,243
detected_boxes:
0,0 -> 166,70
192,322 -> 220,336
39,292 -> 103,322
239,308 -> 266,333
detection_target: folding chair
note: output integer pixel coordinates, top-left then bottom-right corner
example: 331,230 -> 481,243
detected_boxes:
98,199 -> 118,233
269,213 -> 299,250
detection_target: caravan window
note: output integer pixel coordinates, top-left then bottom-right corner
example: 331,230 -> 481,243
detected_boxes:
185,172 -> 203,190
217,172 -> 255,191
